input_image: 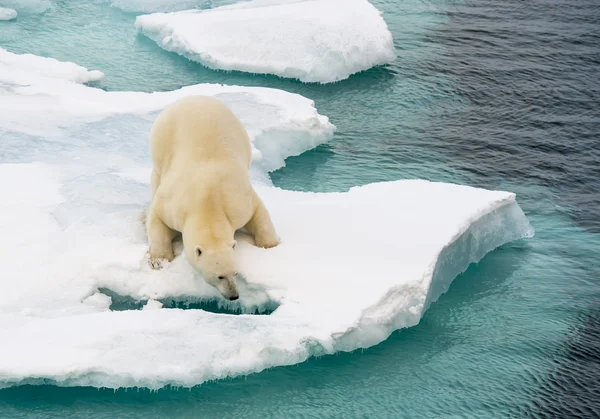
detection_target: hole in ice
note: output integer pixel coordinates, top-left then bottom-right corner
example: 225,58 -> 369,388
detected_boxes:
98,288 -> 278,315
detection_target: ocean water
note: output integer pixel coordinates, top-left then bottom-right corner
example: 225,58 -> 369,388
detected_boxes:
1,0 -> 599,417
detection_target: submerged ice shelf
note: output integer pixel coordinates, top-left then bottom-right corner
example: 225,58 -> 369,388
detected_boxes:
0,52 -> 533,389
135,0 -> 396,83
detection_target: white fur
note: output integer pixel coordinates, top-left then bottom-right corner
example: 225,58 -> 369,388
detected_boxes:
146,95 -> 280,300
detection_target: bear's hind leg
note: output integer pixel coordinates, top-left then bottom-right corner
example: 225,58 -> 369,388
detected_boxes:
151,168 -> 161,199
146,208 -> 176,269
244,190 -> 280,249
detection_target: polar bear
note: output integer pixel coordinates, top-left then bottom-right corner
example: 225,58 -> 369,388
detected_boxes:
146,95 -> 280,300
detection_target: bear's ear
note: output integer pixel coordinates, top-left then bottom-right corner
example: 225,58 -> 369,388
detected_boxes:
195,246 -> 202,257
231,240 -> 237,249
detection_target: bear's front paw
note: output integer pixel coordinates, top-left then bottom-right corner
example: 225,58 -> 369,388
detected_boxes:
254,236 -> 280,249
149,257 -> 165,270
146,250 -> 173,270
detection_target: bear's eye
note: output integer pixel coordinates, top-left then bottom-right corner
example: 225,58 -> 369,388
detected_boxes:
218,276 -> 225,280
195,247 -> 202,257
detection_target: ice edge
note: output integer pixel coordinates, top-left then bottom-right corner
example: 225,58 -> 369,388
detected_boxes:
333,196 -> 534,352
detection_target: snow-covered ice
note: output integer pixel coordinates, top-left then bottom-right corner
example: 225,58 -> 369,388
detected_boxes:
0,52 -> 533,390
0,50 -> 334,170
135,0 -> 396,83
0,47 -> 104,84
0,164 -> 533,389
0,7 -> 17,20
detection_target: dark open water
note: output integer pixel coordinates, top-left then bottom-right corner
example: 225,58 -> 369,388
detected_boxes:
432,1 -> 600,415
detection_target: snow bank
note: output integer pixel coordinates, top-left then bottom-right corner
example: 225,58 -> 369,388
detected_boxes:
0,7 -> 17,19
0,51 -> 533,390
135,0 -> 396,83
0,47 -> 104,84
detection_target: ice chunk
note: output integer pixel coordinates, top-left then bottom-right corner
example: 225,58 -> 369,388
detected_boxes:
135,0 -> 396,83
0,47 -> 104,84
143,299 -> 164,310
0,162 -> 533,389
0,7 -> 17,20
0,0 -> 50,13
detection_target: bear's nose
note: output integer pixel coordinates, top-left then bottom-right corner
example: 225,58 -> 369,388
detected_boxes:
229,295 -> 239,301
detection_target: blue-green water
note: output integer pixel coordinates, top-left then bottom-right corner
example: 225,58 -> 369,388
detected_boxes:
1,0 -> 599,417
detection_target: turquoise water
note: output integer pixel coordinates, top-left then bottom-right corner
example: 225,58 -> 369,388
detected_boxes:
1,0 -> 599,416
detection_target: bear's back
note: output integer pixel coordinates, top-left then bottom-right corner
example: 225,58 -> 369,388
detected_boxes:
150,95 -> 252,176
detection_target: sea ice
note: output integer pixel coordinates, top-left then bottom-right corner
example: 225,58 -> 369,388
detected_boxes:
0,50 -> 335,169
135,0 -> 396,83
0,163 -> 533,389
0,47 -> 104,84
0,7 -> 17,19
0,0 -> 50,13
0,52 -> 533,390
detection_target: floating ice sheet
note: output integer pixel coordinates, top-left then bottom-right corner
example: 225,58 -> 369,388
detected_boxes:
0,51 -> 335,171
135,0 -> 396,83
0,162 -> 533,389
0,52 -> 532,390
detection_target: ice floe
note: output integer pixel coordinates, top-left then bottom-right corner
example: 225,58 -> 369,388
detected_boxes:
0,50 -> 335,169
0,162 -> 533,389
135,0 -> 396,83
0,52 -> 533,390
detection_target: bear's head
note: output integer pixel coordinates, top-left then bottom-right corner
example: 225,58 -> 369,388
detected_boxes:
189,240 -> 239,301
